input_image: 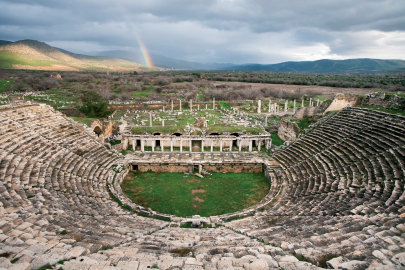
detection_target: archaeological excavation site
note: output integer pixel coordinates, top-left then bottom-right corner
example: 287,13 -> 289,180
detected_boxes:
0,70 -> 405,270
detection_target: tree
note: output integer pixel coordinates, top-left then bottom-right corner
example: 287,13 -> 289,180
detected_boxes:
79,91 -> 112,118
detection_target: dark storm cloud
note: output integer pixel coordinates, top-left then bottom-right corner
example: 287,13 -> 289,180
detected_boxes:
0,0 -> 404,63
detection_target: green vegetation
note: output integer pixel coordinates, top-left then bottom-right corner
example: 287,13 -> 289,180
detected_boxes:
206,124 -> 264,135
72,117 -> 94,127
271,132 -> 284,146
79,91 -> 112,118
121,171 -> 270,217
359,105 -> 405,116
0,52 -> 62,68
0,79 -> 13,93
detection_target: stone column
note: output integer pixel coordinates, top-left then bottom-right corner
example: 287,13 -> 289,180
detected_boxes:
189,140 -> 192,152
268,99 -> 271,112
211,140 -> 213,152
132,139 -> 135,151
309,98 -> 312,107
180,100 -> 182,111
220,140 -> 223,152
201,140 -> 204,152
162,120 -> 164,126
229,140 -> 232,152
149,113 -> 152,127
284,100 -> 288,113
239,140 -> 242,152
293,100 -> 296,114
180,139 -> 182,152
317,99 -> 319,107
198,104 -> 200,111
213,98 -> 215,109
190,100 -> 193,112
269,139 -> 272,149
257,100 -> 261,113
265,116 -> 268,126
170,140 -> 173,152
302,99 -> 304,108
205,104 -> 207,110
258,140 -> 261,151
249,140 -> 252,152
163,106 -> 165,112
199,165 -> 202,174
123,138 -> 128,150
161,140 -> 164,152
141,140 -> 144,152
171,100 -> 173,111
152,140 -> 155,152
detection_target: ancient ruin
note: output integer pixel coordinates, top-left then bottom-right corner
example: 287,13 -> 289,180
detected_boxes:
0,91 -> 405,270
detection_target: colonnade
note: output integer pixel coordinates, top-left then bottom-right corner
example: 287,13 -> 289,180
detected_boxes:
122,135 -> 272,153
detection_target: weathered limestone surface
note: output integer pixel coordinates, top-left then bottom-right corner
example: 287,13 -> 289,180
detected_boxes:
0,104 -> 405,269
277,120 -> 299,142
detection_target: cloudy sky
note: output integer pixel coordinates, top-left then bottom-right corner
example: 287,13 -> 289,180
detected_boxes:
0,0 -> 405,65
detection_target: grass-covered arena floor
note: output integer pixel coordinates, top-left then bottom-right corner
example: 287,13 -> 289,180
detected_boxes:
121,171 -> 270,217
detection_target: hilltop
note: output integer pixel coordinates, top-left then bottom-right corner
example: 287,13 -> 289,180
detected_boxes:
0,39 -> 153,71
220,58 -> 405,74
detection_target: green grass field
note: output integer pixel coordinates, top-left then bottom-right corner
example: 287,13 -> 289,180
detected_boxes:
271,132 -> 284,146
0,52 -> 62,68
0,80 -> 13,93
121,171 -> 270,217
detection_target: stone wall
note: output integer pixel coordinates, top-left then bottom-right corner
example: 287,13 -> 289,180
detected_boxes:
293,107 -> 319,119
324,93 -> 360,113
136,164 -> 191,172
132,163 -> 262,173
204,163 -> 262,173
89,119 -> 115,142
278,120 -> 299,142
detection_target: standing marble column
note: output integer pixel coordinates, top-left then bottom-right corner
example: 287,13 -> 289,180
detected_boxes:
198,104 -> 200,111
180,139 -> 182,152
132,139 -> 135,151
171,100 -> 173,111
180,100 -> 182,111
293,100 -> 296,114
190,100 -> 193,112
170,140 -> 173,152
258,140 -> 261,151
317,99 -> 319,107
220,140 -> 223,152
265,116 -> 268,126
268,99 -> 271,112
161,140 -> 164,152
249,140 -> 252,152
162,120 -> 164,126
205,104 -> 207,110
257,100 -> 261,113
152,141 -> 155,152
302,99 -> 304,108
213,98 -> 215,109
239,140 -> 242,152
201,140 -> 204,152
309,98 -> 312,107
149,113 -> 152,127
211,141 -> 213,152
141,140 -> 144,152
163,106 -> 165,112
229,140 -> 232,152
284,100 -> 288,113
189,140 -> 192,152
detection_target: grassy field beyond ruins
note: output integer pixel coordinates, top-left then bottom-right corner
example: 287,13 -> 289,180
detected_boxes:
121,171 -> 270,217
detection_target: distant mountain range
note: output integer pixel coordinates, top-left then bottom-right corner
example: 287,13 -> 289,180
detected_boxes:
219,59 -> 405,74
94,50 -> 235,70
0,39 -> 150,71
0,39 -> 404,74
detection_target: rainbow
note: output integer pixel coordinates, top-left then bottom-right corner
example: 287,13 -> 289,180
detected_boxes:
116,4 -> 153,68
134,32 -> 153,68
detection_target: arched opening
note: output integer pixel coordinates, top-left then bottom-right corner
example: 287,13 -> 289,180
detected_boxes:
209,132 -> 220,136
93,126 -> 102,137
230,133 -> 239,137
172,133 -> 182,136
153,133 -> 161,136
